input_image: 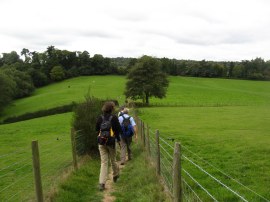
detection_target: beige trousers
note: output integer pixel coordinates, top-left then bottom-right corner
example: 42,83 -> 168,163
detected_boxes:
98,144 -> 119,184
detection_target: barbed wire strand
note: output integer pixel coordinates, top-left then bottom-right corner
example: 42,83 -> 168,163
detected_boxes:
41,155 -> 72,178
0,162 -> 31,179
39,141 -> 70,154
42,161 -> 72,181
181,144 -> 269,202
0,157 -> 30,172
160,153 -> 173,170
183,168 -> 218,202
183,155 -> 248,202
159,142 -> 174,161
160,162 -> 173,192
183,178 -> 203,202
160,158 -> 172,177
0,149 -> 29,159
159,136 -> 174,150
0,172 -> 33,193
5,181 -> 34,201
39,138 -> 70,147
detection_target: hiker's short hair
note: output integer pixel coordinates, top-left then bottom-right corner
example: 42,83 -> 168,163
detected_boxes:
120,106 -> 125,110
102,101 -> 115,113
123,108 -> 129,114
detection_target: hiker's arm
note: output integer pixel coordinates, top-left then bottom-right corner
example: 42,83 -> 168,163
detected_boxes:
130,117 -> 138,140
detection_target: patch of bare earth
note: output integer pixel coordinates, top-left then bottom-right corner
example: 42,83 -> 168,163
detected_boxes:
102,162 -> 125,202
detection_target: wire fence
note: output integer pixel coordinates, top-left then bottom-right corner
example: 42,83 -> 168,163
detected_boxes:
137,117 -> 270,202
0,131 -> 78,201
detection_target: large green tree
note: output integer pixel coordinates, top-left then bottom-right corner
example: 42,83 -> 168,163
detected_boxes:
125,55 -> 169,105
50,65 -> 66,81
0,72 -> 16,112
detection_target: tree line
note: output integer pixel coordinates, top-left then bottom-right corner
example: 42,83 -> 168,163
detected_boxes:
1,45 -> 269,113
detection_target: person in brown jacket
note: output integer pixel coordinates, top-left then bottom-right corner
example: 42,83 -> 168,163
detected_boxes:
96,101 -> 122,191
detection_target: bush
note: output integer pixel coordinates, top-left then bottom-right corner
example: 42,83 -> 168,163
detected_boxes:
72,95 -> 103,156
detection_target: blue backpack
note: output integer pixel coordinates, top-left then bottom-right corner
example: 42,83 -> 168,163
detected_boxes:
121,115 -> 134,137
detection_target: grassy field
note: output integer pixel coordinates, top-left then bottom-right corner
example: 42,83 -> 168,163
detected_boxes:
0,113 -> 73,201
139,106 -> 270,201
1,75 -> 270,201
1,75 -> 126,119
137,77 -> 270,201
152,76 -> 270,106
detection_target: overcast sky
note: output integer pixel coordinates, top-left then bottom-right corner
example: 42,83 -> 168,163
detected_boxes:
0,0 -> 270,61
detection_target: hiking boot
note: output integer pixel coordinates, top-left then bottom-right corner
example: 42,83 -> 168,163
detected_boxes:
120,162 -> 125,165
113,175 -> 119,183
99,183 -> 105,191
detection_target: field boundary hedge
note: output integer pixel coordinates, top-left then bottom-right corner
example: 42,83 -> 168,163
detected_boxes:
1,102 -> 77,124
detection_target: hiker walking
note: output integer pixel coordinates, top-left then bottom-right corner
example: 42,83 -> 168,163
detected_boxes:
118,108 -> 137,165
96,101 -> 121,191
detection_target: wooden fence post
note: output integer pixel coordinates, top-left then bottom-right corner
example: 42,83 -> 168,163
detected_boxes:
142,121 -> 146,148
155,130 -> 160,175
71,128 -> 78,170
140,119 -> 143,141
173,142 -> 182,202
31,140 -> 44,202
137,118 -> 141,140
147,124 -> 151,156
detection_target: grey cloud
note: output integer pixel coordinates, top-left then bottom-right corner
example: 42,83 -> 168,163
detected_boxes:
143,28 -> 255,46
80,30 -> 119,39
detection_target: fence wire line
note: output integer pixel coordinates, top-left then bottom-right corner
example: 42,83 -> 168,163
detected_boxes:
160,153 -> 173,170
0,162 -> 31,179
181,144 -> 270,202
0,172 -> 33,193
160,157 -> 172,177
0,157 -> 30,172
0,149 -> 28,159
183,178 -> 203,202
159,143 -> 174,161
183,168 -> 218,202
42,160 -> 72,180
5,180 -> 34,201
39,137 -> 70,147
160,163 -> 173,191
159,136 -> 174,152
40,155 -> 72,178
39,141 -> 69,155
183,155 -> 248,202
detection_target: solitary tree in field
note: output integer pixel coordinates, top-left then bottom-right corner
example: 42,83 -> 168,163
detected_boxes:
125,55 -> 169,105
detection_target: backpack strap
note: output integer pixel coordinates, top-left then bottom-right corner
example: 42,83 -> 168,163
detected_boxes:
102,114 -> 113,121
121,115 -> 131,121
109,115 -> 113,122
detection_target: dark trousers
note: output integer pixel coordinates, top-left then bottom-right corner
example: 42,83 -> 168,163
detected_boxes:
120,136 -> 132,163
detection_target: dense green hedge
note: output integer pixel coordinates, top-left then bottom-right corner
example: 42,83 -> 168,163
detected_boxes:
1,102 -> 77,124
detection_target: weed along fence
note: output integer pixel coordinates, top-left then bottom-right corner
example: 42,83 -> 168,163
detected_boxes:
0,129 -> 79,201
136,117 -> 270,202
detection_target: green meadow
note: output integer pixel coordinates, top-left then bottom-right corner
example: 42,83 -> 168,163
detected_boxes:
1,75 -> 126,119
0,113 -> 73,200
1,75 -> 270,201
